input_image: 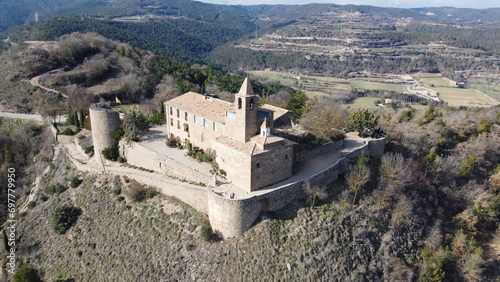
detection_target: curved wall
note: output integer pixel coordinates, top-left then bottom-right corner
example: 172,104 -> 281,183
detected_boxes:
89,105 -> 120,160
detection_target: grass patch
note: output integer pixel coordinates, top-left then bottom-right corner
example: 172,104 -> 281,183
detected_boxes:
435,87 -> 499,107
348,79 -> 407,92
418,76 -> 452,87
344,97 -> 380,109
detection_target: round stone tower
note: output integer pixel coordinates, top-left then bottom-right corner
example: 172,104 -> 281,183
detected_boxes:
89,103 -> 120,161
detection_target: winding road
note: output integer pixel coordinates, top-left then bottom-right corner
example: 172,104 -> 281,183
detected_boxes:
29,68 -> 68,98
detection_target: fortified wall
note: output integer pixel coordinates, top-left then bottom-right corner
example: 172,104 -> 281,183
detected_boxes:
207,137 -> 385,238
120,140 -> 216,187
89,103 -> 120,164
88,105 -> 386,238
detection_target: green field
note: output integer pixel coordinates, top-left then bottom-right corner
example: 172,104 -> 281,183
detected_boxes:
435,87 -> 499,107
343,97 -> 380,109
418,76 -> 453,87
249,70 -> 351,97
412,73 -> 442,78
348,79 -> 407,92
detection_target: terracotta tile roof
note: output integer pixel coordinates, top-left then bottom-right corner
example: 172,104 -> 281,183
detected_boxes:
215,135 -> 256,155
260,104 -> 290,121
216,134 -> 295,155
166,92 -> 233,124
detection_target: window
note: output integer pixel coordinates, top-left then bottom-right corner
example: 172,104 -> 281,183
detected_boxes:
213,122 -> 217,131
169,106 -> 173,115
194,115 -> 197,123
184,112 -> 188,121
203,118 -> 207,128
249,98 -> 254,110
176,109 -> 180,118
170,118 -> 173,126
177,120 -> 180,129
238,98 -> 242,109
285,155 -> 288,159
256,163 -> 260,168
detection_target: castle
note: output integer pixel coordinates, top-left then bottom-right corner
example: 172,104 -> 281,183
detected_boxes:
86,78 -> 386,238
164,78 -> 295,192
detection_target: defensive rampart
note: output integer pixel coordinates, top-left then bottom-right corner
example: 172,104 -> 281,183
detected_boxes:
120,140 -> 216,187
208,136 -> 385,238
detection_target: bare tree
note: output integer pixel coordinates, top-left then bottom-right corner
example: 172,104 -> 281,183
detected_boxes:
346,158 -> 370,204
378,152 -> 411,207
301,96 -> 348,141
154,75 -> 179,111
303,180 -> 328,207
268,90 -> 290,109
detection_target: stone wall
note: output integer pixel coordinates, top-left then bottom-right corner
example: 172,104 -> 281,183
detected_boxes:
294,139 -> 344,163
215,141 -> 252,191
120,140 -> 215,187
208,136 -> 385,238
89,105 -> 120,164
208,192 -> 262,238
251,143 -> 294,191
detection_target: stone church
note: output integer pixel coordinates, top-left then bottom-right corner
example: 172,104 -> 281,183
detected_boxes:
164,78 -> 295,192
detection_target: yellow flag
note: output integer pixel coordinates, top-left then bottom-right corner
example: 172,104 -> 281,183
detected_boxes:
116,96 -> 121,104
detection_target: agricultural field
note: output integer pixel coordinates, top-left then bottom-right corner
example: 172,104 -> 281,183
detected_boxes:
343,97 -> 380,109
248,70 -> 351,98
435,87 -> 499,107
348,79 -> 407,93
416,74 -> 454,87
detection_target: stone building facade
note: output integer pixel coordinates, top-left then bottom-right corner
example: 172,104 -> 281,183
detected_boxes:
165,78 -> 295,192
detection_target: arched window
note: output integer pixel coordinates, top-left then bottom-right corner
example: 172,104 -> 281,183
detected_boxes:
249,98 -> 254,110
238,98 -> 242,109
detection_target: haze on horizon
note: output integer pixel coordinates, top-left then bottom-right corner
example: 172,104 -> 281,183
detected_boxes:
197,0 -> 499,9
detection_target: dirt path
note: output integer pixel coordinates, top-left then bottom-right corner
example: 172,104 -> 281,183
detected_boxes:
29,68 -> 68,98
19,146 -> 61,212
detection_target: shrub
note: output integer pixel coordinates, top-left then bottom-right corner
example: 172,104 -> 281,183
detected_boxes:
63,127 -> 75,135
398,108 -> 416,123
419,247 -> 450,282
200,220 -> 214,242
45,183 -> 67,195
40,194 -> 48,202
84,146 -> 94,156
27,201 -> 36,209
149,112 -> 165,125
102,144 -> 119,161
70,176 -> 82,188
129,186 -> 157,203
49,204 -> 80,235
490,170 -> 500,192
14,267 -> 41,282
349,109 -> 378,135
424,105 -> 440,123
166,136 -> 177,148
83,115 -> 91,130
112,128 -> 124,141
477,118 -> 493,135
488,194 -> 500,219
112,187 -> 122,195
459,154 -> 476,178
117,155 -> 126,163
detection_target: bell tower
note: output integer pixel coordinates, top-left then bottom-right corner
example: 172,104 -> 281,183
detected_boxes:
233,77 -> 258,143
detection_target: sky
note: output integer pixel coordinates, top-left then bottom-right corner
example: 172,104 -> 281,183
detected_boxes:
197,0 -> 499,9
